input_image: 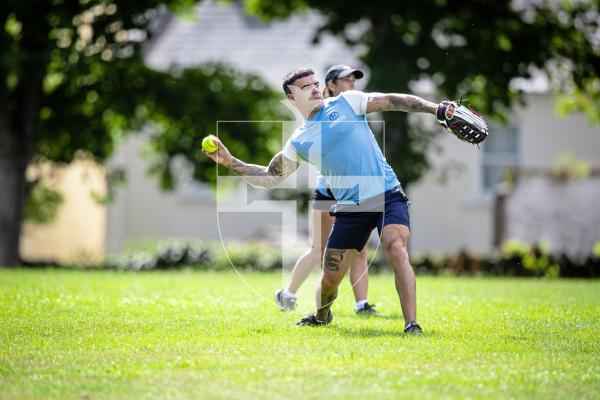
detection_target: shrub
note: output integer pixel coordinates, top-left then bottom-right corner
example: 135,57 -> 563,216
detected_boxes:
95,238 -> 600,278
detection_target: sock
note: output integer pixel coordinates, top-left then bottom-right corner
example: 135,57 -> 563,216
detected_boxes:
283,288 -> 296,298
355,299 -> 368,310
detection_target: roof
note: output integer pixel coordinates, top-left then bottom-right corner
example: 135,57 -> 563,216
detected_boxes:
146,0 -> 550,94
145,0 -> 366,88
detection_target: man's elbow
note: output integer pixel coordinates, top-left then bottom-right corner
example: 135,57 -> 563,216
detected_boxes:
263,176 -> 284,189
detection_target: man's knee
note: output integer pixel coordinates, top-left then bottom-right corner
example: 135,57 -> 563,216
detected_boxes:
386,238 -> 408,261
382,225 -> 410,262
323,248 -> 358,273
383,232 -> 407,252
382,225 -> 408,247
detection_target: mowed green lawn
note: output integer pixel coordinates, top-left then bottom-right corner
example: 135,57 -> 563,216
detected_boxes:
1,269 -> 598,400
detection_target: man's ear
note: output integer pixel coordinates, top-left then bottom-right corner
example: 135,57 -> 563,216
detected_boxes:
287,84 -> 305,100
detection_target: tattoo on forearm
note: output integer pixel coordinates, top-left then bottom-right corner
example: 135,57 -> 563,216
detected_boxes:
228,152 -> 299,188
369,94 -> 436,114
390,94 -> 437,114
324,249 -> 345,272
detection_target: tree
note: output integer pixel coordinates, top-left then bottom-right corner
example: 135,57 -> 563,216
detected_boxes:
246,0 -> 600,185
0,0 -> 283,265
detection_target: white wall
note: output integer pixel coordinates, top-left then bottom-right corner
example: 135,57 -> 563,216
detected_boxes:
107,93 -> 599,256
519,94 -> 600,168
407,93 -> 599,254
408,129 -> 492,253
21,160 -> 107,264
106,133 -> 310,253
505,175 -> 600,257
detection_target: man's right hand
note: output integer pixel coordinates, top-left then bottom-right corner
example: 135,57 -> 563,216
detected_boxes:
202,137 -> 234,167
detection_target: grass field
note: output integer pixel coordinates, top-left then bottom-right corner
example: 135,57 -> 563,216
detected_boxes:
1,269 -> 599,399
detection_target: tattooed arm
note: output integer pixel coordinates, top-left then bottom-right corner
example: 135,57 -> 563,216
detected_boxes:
226,152 -> 300,188
203,138 -> 299,188
366,93 -> 437,114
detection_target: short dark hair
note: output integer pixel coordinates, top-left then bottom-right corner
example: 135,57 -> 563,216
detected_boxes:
282,67 -> 315,95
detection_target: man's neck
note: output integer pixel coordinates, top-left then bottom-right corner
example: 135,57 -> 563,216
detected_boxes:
304,104 -> 324,120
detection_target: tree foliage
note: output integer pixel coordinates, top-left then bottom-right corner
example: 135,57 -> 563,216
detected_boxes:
0,0 -> 283,264
246,0 -> 600,185
247,0 -> 598,117
2,0 -> 282,176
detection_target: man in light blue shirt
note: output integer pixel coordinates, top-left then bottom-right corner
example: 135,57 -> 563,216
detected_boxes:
204,67 -> 441,334
281,88 -> 400,206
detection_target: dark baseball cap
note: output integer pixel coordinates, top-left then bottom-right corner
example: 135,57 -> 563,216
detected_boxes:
324,64 -> 364,83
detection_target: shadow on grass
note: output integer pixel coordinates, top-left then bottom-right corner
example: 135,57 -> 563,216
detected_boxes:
332,325 -> 441,339
354,313 -> 402,321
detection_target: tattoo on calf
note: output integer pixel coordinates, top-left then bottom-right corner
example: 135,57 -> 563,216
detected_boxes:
319,290 -> 338,310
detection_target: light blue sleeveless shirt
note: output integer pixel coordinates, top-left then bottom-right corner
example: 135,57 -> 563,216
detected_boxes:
282,91 -> 400,204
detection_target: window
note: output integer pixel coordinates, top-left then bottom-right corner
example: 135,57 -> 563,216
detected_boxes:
480,121 -> 519,196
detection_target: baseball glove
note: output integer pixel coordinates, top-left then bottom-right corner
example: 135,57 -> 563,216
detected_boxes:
436,97 -> 489,145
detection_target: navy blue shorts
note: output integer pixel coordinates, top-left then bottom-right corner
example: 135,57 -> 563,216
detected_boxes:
326,187 -> 410,251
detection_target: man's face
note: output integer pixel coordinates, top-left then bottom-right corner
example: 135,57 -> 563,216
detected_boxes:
287,74 -> 324,112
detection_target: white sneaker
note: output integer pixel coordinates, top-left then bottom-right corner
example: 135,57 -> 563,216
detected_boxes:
275,288 -> 297,311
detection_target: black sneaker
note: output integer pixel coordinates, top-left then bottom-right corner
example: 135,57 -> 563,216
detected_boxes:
355,302 -> 377,315
296,311 -> 333,326
404,321 -> 423,335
